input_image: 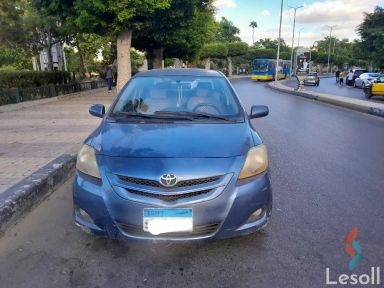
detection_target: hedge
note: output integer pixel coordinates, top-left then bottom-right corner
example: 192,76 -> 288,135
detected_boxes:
0,71 -> 70,89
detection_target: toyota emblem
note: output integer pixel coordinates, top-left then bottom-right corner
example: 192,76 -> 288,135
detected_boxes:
159,174 -> 178,187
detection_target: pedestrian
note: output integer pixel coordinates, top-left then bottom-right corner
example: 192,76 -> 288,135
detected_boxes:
105,64 -> 114,93
335,70 -> 340,83
339,71 -> 344,86
346,70 -> 354,86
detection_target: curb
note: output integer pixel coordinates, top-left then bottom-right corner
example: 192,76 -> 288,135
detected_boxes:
0,154 -> 76,235
267,81 -> 384,118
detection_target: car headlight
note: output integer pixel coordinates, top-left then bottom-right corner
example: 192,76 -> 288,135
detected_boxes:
76,144 -> 101,179
238,144 -> 268,180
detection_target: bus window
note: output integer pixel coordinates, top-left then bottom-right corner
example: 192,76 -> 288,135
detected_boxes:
252,60 -> 269,72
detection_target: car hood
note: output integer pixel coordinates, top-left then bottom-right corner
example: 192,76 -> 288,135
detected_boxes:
96,122 -> 253,158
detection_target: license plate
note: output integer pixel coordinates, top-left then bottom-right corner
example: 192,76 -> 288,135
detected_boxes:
143,208 -> 193,235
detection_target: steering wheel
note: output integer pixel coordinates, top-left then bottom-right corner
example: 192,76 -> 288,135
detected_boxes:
192,103 -> 220,114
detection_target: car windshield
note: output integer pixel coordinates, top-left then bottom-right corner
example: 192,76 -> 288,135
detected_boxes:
368,73 -> 379,77
110,76 -> 242,122
307,73 -> 317,77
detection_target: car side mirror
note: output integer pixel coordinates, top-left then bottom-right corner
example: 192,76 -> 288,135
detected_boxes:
250,105 -> 269,119
89,104 -> 105,118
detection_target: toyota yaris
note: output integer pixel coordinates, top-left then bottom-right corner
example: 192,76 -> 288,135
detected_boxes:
73,69 -> 272,241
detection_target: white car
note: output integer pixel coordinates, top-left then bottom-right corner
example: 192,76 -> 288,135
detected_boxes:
354,73 -> 380,89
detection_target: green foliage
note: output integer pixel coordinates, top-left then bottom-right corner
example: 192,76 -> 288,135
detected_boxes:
0,71 -> 70,89
246,48 -> 275,60
0,0 -> 26,46
215,17 -> 241,42
357,6 -> 384,68
227,42 -> 248,57
254,38 -> 290,53
200,43 -> 228,59
249,21 -> 258,29
73,0 -> 171,34
0,47 -> 32,70
133,0 -> 216,62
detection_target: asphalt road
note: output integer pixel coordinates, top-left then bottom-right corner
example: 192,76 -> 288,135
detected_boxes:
284,76 -> 384,103
1,78 -> 384,288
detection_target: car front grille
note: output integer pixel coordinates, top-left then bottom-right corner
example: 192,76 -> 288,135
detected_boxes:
118,175 -> 221,189
125,188 -> 212,202
117,222 -> 220,238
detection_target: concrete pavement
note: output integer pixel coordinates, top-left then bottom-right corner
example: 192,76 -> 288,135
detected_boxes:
0,88 -> 115,232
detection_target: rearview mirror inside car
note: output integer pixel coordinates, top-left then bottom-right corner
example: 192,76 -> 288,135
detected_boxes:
250,105 -> 269,119
89,104 -> 105,118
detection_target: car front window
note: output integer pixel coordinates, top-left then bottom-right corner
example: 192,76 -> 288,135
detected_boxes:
110,76 -> 242,122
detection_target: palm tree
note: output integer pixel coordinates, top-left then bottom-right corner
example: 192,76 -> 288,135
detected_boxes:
249,21 -> 258,45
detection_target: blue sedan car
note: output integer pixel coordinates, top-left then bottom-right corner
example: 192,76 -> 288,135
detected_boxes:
73,69 -> 272,241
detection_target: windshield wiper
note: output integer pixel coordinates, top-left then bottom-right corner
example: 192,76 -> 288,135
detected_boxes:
155,111 -> 233,121
110,112 -> 194,121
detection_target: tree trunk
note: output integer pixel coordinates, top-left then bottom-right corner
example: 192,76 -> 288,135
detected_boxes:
117,30 -> 132,91
77,43 -> 88,79
227,56 -> 233,77
204,58 -> 211,69
252,28 -> 255,45
153,48 -> 164,69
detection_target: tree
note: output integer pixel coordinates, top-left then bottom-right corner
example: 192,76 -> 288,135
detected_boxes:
226,42 -> 248,76
200,43 -> 228,69
215,17 -> 241,42
23,5 -> 64,71
357,6 -> 384,69
133,0 -> 216,68
0,0 -> 26,47
255,38 -> 290,52
68,0 -> 171,89
1,0 -> 66,71
249,21 -> 258,45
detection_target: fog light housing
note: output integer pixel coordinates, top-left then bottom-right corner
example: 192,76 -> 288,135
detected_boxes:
77,208 -> 94,224
245,208 -> 265,224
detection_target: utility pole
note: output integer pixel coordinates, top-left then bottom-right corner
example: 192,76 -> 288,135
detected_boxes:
275,0 -> 284,82
297,28 -> 304,47
289,5 -> 303,79
327,25 -> 336,73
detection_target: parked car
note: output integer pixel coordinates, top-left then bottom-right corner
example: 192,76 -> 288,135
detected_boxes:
352,69 -> 368,81
303,72 -> 320,86
354,73 -> 380,89
73,69 -> 272,242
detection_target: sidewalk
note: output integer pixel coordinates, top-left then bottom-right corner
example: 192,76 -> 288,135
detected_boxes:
268,80 -> 384,118
0,89 -> 115,193
0,88 -> 115,232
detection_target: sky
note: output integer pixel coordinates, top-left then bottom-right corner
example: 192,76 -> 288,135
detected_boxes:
213,0 -> 382,47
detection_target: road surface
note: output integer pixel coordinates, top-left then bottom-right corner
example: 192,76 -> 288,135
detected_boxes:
1,78 -> 384,288
284,77 -> 384,103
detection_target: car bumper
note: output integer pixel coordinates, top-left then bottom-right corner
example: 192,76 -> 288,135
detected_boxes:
73,171 -> 272,242
303,80 -> 318,85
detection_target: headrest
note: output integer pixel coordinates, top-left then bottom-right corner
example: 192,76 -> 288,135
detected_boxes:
196,82 -> 212,90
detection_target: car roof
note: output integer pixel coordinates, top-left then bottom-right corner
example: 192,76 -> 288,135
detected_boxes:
133,68 -> 224,78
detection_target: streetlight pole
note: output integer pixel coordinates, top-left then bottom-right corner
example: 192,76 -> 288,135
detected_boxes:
297,28 -> 304,47
289,5 -> 303,79
275,0 -> 284,82
327,25 -> 336,73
